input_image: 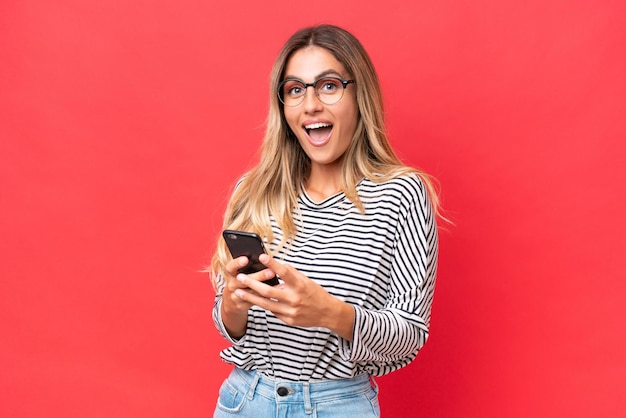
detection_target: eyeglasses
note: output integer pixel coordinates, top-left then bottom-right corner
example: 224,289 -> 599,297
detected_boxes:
277,76 -> 355,107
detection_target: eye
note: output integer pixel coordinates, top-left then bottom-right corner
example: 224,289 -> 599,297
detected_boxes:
288,86 -> 304,96
318,78 -> 341,93
283,81 -> 305,97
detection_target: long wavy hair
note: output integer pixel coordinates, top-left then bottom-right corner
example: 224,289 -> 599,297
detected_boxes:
210,24 -> 441,285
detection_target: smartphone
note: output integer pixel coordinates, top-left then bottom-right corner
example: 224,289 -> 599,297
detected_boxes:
222,230 -> 279,286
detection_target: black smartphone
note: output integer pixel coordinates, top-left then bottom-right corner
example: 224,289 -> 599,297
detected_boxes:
222,230 -> 279,286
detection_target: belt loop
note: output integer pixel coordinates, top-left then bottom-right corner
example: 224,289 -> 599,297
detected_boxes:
246,371 -> 261,401
303,381 -> 312,414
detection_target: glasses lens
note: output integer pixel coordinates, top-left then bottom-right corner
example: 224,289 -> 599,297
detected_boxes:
279,80 -> 306,106
315,78 -> 344,105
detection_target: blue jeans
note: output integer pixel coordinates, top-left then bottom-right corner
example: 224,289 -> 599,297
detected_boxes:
214,368 -> 380,417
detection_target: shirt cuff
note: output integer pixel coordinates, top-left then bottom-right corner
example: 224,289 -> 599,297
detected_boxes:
213,297 -> 247,345
338,304 -> 365,362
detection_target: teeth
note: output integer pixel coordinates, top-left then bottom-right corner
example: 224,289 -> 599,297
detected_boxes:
304,122 -> 332,130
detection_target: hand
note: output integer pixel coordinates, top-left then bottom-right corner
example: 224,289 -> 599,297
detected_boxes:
234,254 -> 355,340
220,256 -> 277,338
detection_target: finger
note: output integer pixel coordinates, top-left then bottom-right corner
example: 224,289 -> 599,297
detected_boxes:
236,272 -> 283,299
259,254 -> 296,284
244,268 -> 277,284
234,287 -> 283,312
225,256 -> 249,276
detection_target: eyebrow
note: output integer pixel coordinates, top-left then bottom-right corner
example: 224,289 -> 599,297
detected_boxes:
282,69 -> 345,81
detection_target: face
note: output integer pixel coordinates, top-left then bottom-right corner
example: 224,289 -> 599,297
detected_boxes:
282,46 -> 358,173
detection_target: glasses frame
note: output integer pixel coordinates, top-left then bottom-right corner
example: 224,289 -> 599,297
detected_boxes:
277,76 -> 355,107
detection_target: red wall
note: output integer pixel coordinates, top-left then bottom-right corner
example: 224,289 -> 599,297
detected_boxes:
2,1 -> 625,416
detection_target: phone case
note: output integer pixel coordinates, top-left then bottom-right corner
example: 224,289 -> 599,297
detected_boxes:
222,230 -> 279,286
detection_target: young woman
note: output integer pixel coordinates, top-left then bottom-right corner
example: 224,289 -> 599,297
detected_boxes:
211,24 -> 440,417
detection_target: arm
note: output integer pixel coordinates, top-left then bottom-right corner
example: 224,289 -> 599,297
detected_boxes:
341,180 -> 438,366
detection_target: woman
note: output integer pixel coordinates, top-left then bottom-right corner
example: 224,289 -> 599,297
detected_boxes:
211,24 -> 441,417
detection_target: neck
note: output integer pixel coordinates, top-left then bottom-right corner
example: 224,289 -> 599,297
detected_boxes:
305,164 -> 342,202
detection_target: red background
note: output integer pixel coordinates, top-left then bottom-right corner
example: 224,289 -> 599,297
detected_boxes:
2,1 -> 625,416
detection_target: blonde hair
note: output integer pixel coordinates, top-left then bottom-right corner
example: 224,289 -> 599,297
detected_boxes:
210,25 -> 442,285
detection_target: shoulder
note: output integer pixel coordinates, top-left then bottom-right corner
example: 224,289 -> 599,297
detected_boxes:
361,173 -> 428,205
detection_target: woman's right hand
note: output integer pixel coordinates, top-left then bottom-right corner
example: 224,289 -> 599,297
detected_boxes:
220,256 -> 276,339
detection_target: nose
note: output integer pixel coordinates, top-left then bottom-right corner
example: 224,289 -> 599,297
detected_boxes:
302,85 -> 323,112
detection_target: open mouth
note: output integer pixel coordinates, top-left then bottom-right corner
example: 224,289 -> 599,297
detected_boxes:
304,122 -> 333,144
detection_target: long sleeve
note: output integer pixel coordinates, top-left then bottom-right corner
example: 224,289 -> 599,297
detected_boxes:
339,176 -> 438,375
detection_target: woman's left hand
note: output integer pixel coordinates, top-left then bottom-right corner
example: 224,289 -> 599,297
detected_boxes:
233,253 -> 355,341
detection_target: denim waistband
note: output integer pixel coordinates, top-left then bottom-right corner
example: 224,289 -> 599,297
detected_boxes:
230,368 -> 377,413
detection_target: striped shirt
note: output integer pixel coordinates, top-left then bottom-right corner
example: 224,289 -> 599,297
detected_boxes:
213,174 -> 438,380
